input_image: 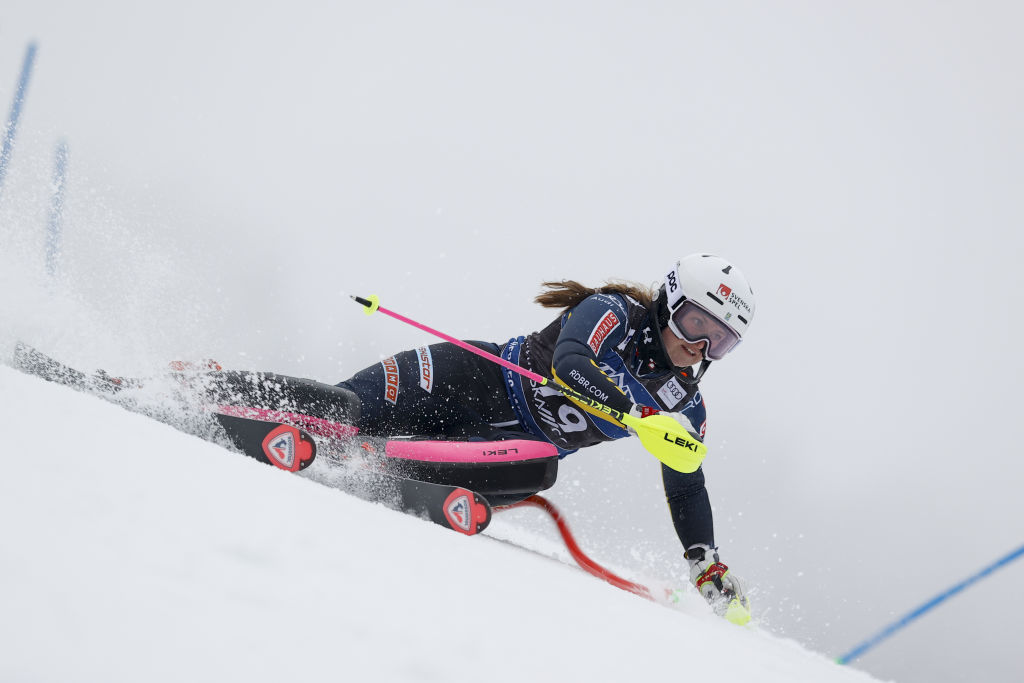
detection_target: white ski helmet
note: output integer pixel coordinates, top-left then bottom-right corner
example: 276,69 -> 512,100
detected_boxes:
661,254 -> 755,361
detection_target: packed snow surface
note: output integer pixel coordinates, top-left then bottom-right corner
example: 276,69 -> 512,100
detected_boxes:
0,365 -> 882,682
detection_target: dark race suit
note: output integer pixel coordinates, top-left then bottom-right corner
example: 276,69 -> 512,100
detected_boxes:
338,292 -> 716,549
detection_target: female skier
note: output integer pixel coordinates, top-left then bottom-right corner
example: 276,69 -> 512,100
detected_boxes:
338,253 -> 755,618
10,253 -> 754,619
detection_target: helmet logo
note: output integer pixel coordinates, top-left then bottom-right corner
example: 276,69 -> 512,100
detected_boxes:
717,284 -> 732,299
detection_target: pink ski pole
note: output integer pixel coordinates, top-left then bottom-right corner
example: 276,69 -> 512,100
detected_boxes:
351,294 -> 548,383
350,294 -> 708,474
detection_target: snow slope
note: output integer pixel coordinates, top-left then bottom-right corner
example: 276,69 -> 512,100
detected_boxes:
0,364 -> 883,683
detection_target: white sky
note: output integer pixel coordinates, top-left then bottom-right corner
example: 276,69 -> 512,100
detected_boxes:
2,3 -> 1023,682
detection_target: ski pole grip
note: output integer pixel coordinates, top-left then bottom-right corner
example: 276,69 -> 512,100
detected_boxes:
351,294 -> 380,315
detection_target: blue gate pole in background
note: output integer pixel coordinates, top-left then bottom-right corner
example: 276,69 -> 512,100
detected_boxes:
0,42 -> 38,205
837,542 -> 1024,665
46,139 -> 69,278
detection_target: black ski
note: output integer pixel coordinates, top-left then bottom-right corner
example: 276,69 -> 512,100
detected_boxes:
11,342 -> 134,395
214,412 -> 491,535
344,464 -> 493,536
214,412 -> 319,472
11,343 -> 492,535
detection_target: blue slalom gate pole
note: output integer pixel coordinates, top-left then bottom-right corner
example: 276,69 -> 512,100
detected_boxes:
837,543 -> 1024,665
46,139 -> 69,279
0,41 -> 38,204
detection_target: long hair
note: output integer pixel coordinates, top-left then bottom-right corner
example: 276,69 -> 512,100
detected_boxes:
534,279 -> 658,314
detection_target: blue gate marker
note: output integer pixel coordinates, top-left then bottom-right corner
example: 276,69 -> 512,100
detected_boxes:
0,42 -> 38,204
837,543 -> 1024,665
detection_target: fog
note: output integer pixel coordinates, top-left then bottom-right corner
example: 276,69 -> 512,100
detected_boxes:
2,3 -> 1022,682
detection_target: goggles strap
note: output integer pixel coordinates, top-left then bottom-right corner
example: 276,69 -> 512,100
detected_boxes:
677,359 -> 710,386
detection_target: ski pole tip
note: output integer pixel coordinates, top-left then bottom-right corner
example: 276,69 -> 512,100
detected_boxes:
351,294 -> 380,315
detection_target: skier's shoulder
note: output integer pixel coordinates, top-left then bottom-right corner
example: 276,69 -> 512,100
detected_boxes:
575,291 -> 633,316
557,292 -> 632,349
562,291 -> 642,332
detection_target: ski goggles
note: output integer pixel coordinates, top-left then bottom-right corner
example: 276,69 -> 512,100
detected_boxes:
667,300 -> 742,361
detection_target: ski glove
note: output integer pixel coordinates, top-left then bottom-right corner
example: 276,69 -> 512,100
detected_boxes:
686,544 -> 751,625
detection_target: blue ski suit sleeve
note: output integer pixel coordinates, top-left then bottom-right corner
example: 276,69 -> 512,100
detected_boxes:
662,465 -> 714,548
551,292 -> 716,550
549,293 -> 635,415
663,392 -> 713,547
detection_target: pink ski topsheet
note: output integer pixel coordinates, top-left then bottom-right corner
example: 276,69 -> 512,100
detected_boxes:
213,405 -> 554,464
385,439 -> 557,464
213,405 -> 360,440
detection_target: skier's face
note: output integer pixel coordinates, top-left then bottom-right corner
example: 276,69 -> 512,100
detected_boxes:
661,326 -> 705,367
